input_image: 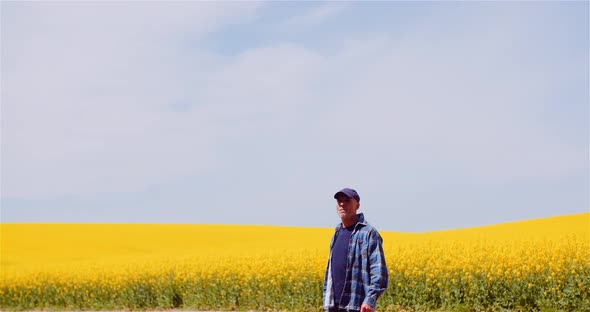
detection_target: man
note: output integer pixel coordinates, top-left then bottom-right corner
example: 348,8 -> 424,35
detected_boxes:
323,188 -> 388,312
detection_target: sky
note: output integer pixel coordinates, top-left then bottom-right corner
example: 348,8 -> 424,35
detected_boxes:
1,1 -> 588,232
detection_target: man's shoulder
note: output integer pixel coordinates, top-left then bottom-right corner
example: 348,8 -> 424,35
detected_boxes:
356,219 -> 382,238
358,222 -> 381,235
357,214 -> 380,232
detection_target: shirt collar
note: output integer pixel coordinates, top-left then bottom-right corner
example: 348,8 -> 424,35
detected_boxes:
335,213 -> 367,231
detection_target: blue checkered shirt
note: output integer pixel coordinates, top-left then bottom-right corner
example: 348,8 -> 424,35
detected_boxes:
323,213 -> 389,311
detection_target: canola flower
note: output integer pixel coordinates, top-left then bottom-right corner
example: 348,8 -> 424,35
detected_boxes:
1,213 -> 589,311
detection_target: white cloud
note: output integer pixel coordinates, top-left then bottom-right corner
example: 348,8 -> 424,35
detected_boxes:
197,43 -> 322,130
2,1 -> 586,203
286,7 -> 587,182
277,3 -> 351,32
2,2 -> 261,198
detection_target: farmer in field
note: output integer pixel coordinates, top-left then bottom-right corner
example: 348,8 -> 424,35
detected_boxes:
323,188 -> 388,312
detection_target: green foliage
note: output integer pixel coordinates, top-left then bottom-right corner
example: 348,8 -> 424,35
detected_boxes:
1,265 -> 589,311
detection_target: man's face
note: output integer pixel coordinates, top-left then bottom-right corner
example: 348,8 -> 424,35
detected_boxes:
335,195 -> 359,220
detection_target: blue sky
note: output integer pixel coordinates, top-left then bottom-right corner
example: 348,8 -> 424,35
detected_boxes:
1,2 -> 588,232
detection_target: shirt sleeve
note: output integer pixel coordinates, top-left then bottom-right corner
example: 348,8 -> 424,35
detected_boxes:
363,230 -> 389,308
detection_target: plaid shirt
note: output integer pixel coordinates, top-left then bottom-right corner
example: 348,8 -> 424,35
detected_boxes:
323,213 -> 388,311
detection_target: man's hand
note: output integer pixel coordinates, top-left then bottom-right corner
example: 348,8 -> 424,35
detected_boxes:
360,304 -> 374,312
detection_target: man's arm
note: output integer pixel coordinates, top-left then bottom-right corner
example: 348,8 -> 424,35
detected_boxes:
362,230 -> 389,309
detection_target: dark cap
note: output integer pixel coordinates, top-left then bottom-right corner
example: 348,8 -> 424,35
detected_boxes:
334,188 -> 360,202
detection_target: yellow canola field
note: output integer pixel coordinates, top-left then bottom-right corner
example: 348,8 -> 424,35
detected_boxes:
1,213 -> 589,311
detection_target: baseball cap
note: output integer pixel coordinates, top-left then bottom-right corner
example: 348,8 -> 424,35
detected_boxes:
334,188 -> 360,202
